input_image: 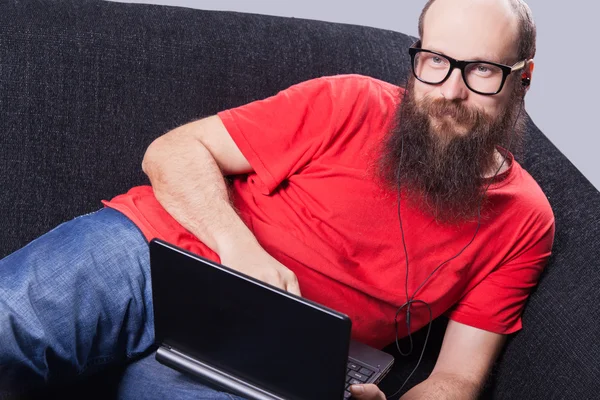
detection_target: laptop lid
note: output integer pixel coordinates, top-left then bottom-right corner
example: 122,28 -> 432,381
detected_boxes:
150,239 -> 352,400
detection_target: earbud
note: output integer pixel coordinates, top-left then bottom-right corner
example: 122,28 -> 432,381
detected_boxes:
521,73 -> 531,87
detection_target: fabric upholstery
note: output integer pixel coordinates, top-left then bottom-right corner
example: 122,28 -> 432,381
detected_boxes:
1,1 -> 598,398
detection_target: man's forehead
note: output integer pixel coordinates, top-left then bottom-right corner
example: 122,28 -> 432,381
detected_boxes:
422,0 -> 519,63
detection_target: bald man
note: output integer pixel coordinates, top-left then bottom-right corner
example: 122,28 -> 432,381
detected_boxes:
0,1 -> 553,399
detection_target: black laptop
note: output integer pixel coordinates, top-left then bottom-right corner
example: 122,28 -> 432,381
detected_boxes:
150,239 -> 394,400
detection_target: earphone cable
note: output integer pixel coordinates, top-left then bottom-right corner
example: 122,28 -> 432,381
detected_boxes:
386,92 -> 524,400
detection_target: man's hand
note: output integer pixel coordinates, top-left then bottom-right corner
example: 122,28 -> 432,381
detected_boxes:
219,243 -> 302,296
349,384 -> 386,400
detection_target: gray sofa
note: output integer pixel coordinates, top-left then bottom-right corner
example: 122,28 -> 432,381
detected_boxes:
1,1 -> 599,398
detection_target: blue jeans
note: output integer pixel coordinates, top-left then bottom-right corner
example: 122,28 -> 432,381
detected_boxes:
0,208 -> 244,399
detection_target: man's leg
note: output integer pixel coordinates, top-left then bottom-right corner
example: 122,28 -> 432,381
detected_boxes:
118,353 -> 246,400
0,208 -> 154,396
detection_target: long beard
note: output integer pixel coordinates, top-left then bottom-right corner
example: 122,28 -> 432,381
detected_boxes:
378,78 -> 524,224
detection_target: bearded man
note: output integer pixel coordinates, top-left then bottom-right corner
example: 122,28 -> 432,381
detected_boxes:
0,0 -> 553,399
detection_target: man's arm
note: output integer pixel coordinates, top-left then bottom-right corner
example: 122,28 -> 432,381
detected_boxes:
143,115 -> 251,252
401,320 -> 505,399
142,115 -> 301,295
351,320 -> 505,399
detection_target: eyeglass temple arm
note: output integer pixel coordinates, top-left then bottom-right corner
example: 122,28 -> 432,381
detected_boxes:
511,60 -> 527,72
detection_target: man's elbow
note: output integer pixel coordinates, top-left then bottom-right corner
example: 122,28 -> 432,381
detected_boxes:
142,136 -> 167,182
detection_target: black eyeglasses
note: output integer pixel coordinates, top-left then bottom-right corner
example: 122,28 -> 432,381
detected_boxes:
408,41 -> 526,95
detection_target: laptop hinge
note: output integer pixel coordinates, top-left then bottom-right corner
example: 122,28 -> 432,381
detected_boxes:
156,346 -> 285,400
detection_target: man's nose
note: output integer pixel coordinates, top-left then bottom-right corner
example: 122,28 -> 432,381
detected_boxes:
440,68 -> 468,100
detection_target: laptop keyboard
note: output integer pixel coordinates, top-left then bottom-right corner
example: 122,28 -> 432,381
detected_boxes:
344,361 -> 375,398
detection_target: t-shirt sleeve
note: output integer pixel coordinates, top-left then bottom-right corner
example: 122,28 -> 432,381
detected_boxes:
446,208 -> 555,334
217,75 -> 380,194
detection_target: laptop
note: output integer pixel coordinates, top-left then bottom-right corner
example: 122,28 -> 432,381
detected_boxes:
150,239 -> 394,400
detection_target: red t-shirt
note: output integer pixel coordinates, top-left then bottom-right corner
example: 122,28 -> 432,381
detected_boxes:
103,74 -> 555,349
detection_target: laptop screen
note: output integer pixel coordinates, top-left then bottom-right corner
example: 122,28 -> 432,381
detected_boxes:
150,240 -> 351,400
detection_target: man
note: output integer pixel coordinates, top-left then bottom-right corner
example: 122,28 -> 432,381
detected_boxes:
0,0 -> 553,399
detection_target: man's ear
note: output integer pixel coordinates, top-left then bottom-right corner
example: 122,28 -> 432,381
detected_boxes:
523,60 -> 534,92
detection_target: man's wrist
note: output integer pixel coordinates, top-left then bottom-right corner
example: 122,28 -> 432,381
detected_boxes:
213,220 -> 261,259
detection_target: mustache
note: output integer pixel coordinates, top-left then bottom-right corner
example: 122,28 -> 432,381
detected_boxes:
421,97 -> 482,126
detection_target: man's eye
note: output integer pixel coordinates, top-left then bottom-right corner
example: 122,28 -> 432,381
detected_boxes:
427,56 -> 447,68
472,64 -> 496,77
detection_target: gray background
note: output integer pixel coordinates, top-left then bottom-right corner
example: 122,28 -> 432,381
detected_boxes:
108,0 -> 599,190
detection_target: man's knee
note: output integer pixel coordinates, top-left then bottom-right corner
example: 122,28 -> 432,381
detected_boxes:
1,208 -> 149,299
0,208 -> 153,387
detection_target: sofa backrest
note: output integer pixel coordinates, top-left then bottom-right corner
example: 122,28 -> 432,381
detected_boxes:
1,1 -> 599,398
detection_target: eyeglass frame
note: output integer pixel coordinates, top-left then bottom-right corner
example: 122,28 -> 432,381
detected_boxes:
408,41 -> 527,96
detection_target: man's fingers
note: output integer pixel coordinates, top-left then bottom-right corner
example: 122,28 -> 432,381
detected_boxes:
349,384 -> 386,400
286,279 -> 302,296
262,272 -> 300,296
283,270 -> 301,296
261,270 -> 287,291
